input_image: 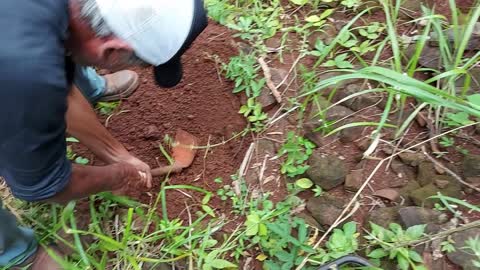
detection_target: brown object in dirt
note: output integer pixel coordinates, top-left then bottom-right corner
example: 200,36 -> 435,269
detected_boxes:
151,129 -> 199,176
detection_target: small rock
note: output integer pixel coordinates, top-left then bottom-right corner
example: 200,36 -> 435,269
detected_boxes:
463,154 -> 480,177
265,37 -> 282,49
430,23 -> 480,51
434,179 -> 450,189
257,89 -> 278,111
398,152 -> 426,167
355,138 -> 370,151
316,72 -> 362,96
333,83 -> 381,111
296,212 -> 322,230
447,228 -> 480,270
307,152 -> 347,190
405,44 -> 441,69
373,188 -> 400,202
338,119 -> 364,143
366,207 -> 401,229
417,161 -> 437,186
143,125 -> 159,139
391,158 -> 416,181
398,207 -> 447,234
303,122 -> 337,147
325,105 -> 354,122
187,115 -> 195,120
270,68 -> 288,87
344,169 -> 364,192
307,195 -> 347,226
409,180 -> 462,208
256,139 -> 277,156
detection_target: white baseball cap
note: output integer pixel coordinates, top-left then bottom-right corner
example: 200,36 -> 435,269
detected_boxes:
95,0 -> 208,87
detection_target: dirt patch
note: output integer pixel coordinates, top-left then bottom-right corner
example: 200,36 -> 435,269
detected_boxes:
94,22 -> 250,219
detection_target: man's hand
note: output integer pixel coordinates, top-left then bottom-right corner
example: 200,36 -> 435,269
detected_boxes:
115,155 -> 152,189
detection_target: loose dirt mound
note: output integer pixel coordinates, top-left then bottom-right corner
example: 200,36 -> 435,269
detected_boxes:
104,22 -> 249,217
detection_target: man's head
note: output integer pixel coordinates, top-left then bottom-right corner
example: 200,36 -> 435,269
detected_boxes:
68,0 -> 207,87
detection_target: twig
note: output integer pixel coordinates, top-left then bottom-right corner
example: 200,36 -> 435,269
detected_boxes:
421,146 -> 480,192
236,143 -> 255,196
258,57 -> 282,103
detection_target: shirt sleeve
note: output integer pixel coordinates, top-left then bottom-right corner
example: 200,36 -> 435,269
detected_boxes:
0,58 -> 72,202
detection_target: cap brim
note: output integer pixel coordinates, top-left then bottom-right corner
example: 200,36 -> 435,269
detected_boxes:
153,56 -> 183,88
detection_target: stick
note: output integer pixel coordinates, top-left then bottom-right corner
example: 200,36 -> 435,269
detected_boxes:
258,57 -> 282,103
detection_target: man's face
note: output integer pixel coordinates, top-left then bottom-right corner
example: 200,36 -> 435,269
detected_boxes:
67,1 -> 147,71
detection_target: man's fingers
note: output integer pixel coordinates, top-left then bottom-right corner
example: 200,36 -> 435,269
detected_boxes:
138,170 -> 152,189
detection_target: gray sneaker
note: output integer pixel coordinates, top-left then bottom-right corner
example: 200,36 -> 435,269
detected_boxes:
98,70 -> 140,102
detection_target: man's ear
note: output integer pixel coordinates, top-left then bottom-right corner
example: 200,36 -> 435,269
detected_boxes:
98,38 -> 133,62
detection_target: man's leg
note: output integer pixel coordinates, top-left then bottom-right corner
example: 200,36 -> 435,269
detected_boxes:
0,199 -> 37,268
74,66 -> 140,103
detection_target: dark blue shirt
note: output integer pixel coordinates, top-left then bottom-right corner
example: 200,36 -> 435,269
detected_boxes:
0,0 -> 72,201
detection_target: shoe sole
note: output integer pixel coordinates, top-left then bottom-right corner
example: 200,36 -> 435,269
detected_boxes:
97,73 -> 140,102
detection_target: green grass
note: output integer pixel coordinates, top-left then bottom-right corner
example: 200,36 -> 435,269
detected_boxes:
4,0 -> 480,269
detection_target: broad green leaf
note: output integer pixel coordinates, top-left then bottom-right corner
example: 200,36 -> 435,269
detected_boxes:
210,259 -> 237,269
467,93 -> 480,107
295,178 -> 314,189
406,225 -> 426,240
368,248 -> 388,259
343,221 -> 357,236
289,0 -> 308,5
305,15 -> 321,23
409,250 -> 423,263
398,255 -> 409,270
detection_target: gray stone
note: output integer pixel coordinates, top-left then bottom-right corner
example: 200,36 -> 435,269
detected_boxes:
303,121 -> 337,147
338,119 -> 365,143
325,105 -> 354,122
398,152 -> 426,167
405,44 -> 441,69
296,212 -> 322,230
430,23 -> 480,51
257,89 -> 278,111
373,188 -> 401,202
409,180 -> 462,208
307,152 -> 347,190
316,72 -> 362,97
307,195 -> 347,226
270,68 -> 289,87
447,228 -> 480,270
344,169 -> 364,192
366,207 -> 401,229
333,83 -> 381,112
398,207 -> 447,234
391,158 -> 416,182
463,154 -> 480,177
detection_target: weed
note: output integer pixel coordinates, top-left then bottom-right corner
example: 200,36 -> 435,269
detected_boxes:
278,132 -> 316,177
465,236 -> 480,268
365,223 -> 426,270
440,236 -> 456,253
310,222 -> 360,265
66,137 -> 90,165
95,101 -> 120,115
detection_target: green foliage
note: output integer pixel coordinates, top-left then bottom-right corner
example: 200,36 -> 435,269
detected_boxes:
465,236 -> 480,268
278,132 -> 316,177
239,98 -> 268,131
440,237 -> 456,253
439,136 -> 455,147
225,53 -> 263,97
365,223 -> 426,270
323,53 -> 354,69
311,222 -> 360,265
96,101 -> 120,116
66,137 -> 90,165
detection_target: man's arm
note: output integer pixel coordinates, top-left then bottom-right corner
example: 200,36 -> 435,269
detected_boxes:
65,86 -> 152,188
